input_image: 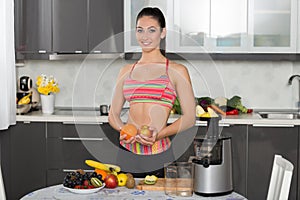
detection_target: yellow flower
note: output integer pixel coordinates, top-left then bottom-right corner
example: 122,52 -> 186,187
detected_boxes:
36,74 -> 60,95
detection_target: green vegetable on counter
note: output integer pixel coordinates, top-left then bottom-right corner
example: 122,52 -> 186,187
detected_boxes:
227,96 -> 248,113
172,97 -> 181,114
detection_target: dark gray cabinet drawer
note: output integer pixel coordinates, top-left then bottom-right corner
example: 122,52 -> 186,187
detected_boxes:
47,137 -> 111,169
9,122 -> 47,200
248,125 -> 298,200
46,123 -> 119,172
47,122 -> 106,138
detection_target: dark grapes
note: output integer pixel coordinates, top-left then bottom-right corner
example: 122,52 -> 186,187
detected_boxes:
63,171 -> 103,189
91,172 -> 97,177
97,175 -> 102,180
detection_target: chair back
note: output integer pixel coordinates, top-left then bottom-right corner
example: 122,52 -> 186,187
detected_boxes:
266,155 -> 294,200
0,165 -> 6,200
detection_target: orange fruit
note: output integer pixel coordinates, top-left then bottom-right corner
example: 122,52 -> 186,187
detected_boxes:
94,169 -> 108,181
120,124 -> 137,140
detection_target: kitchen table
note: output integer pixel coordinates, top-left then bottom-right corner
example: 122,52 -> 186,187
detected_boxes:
20,184 -> 247,200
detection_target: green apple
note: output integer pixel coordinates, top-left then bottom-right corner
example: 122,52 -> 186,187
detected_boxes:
139,125 -> 153,137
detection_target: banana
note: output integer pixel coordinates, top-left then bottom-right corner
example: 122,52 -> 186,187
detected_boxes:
18,93 -> 32,105
105,163 -> 121,173
85,160 -> 121,173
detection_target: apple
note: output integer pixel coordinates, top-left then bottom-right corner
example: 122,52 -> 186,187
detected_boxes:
139,125 -> 153,137
104,174 -> 118,188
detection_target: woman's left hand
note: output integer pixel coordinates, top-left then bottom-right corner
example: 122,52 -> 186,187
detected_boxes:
135,128 -> 158,146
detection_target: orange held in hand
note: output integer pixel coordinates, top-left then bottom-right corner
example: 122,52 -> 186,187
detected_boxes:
120,124 -> 137,140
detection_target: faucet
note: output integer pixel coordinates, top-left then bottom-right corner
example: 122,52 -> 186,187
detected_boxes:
288,75 -> 300,112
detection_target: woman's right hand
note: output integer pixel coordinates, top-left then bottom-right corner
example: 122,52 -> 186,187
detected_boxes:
119,133 -> 136,144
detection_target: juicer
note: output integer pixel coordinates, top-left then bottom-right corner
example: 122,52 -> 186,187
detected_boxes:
192,117 -> 233,196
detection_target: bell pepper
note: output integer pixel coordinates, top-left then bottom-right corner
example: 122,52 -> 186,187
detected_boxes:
226,109 -> 239,115
247,109 -> 253,113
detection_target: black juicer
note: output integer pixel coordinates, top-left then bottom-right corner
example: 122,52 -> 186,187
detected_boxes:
192,117 -> 233,196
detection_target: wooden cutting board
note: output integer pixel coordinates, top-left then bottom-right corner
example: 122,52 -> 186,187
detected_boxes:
136,178 -> 166,191
136,178 -> 191,191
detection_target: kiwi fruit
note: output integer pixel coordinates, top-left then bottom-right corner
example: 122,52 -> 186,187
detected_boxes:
126,173 -> 133,178
126,177 -> 135,189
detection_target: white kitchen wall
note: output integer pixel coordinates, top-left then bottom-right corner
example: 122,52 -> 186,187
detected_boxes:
16,58 -> 300,110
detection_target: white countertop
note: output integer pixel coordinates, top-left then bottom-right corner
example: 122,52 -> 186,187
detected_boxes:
20,183 -> 247,200
16,108 -> 300,126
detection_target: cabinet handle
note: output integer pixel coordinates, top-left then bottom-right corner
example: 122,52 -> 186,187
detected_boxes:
38,50 -> 46,53
195,123 -> 206,127
62,137 -> 107,141
75,50 -> 82,53
252,124 -> 294,128
62,169 -> 94,173
62,121 -> 103,125
219,123 -> 230,127
195,122 -> 230,127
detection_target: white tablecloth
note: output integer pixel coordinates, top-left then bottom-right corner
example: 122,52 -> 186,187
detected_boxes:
21,184 -> 247,200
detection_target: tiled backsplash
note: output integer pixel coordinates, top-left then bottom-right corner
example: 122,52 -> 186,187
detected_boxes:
16,58 -> 300,110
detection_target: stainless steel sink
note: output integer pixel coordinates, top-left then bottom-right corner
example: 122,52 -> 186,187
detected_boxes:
258,112 -> 300,119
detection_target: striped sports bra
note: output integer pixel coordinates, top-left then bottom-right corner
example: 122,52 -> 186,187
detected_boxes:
123,59 -> 177,109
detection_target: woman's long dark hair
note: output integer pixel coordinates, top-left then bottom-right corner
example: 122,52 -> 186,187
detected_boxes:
136,7 -> 166,56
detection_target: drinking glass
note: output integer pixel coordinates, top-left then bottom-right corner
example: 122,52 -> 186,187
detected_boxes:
176,162 -> 193,197
164,162 -> 177,197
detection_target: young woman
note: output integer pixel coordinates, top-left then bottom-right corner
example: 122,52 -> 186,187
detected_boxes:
108,7 -> 195,176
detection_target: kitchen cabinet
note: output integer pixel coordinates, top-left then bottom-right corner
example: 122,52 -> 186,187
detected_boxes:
46,122 -> 119,186
294,126 -> 300,199
52,0 -> 88,53
298,126 -> 300,200
221,124 -> 248,197
52,0 -> 124,54
14,0 -> 52,58
15,0 -> 124,56
125,0 -> 297,53
0,128 -> 11,199
298,1 -> 300,53
168,0 -> 248,53
89,0 -> 124,53
247,124 -> 298,200
248,0 -> 297,53
9,122 -> 47,200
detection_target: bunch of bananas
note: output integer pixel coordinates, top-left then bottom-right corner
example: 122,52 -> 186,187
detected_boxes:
85,160 -> 121,175
18,93 -> 32,105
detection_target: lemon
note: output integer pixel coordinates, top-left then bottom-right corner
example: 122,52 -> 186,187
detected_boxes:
196,105 -> 205,117
207,107 -> 218,117
200,112 -> 211,118
117,173 -> 128,186
144,175 -> 158,185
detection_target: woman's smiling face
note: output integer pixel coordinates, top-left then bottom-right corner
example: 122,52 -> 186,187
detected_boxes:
136,16 -> 166,52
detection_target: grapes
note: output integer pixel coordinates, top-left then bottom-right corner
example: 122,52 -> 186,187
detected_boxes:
97,174 -> 102,180
91,172 -> 97,177
62,170 -> 103,189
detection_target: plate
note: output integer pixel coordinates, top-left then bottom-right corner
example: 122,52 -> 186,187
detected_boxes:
63,183 -> 105,194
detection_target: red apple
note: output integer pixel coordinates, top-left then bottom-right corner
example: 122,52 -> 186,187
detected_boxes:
104,174 -> 118,188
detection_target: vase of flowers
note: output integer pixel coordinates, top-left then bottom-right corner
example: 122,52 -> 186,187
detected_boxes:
36,75 -> 60,114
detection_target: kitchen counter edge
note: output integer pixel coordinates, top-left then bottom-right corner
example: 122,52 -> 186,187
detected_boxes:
15,110 -> 300,126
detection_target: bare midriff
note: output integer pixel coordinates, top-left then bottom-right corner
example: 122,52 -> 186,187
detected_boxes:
127,102 -> 171,132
